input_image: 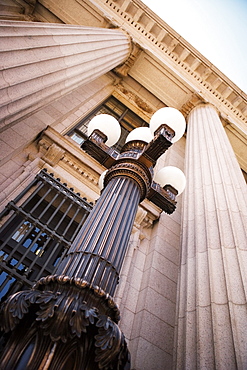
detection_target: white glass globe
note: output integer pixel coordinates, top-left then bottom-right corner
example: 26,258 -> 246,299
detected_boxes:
125,127 -> 154,143
149,107 -> 186,143
88,114 -> 121,147
154,166 -> 186,195
98,170 -> 108,190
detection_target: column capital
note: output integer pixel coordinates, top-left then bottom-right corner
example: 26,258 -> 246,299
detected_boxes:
188,101 -> 218,115
180,92 -> 207,117
114,42 -> 142,77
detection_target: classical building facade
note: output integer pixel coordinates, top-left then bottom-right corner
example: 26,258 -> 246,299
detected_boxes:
0,0 -> 247,369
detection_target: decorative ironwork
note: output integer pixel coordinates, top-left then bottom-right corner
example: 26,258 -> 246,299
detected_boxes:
143,124 -> 174,165
0,169 -> 93,301
147,182 -> 177,214
81,129 -> 119,167
104,160 -> 151,201
82,126 -> 177,213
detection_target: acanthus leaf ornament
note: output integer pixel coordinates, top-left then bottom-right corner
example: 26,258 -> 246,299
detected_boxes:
0,290 -> 44,332
69,303 -> 98,337
95,314 -> 130,369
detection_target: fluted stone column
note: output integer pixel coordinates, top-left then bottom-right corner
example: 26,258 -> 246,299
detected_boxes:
0,20 -> 131,126
175,104 -> 247,369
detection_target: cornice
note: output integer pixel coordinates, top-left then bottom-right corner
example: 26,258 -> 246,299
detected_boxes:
89,0 -> 247,133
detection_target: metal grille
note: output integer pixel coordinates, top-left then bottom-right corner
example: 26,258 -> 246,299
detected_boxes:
0,169 -> 93,302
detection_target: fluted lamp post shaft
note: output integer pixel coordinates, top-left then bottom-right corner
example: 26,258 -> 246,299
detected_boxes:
57,175 -> 142,296
0,108 -> 186,370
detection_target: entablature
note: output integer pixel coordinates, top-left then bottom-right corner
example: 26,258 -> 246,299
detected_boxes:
88,0 -> 247,132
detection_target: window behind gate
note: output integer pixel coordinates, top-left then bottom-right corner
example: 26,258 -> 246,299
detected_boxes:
0,169 -> 93,302
67,95 -> 148,151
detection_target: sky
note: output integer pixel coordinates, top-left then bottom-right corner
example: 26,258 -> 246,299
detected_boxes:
142,0 -> 247,94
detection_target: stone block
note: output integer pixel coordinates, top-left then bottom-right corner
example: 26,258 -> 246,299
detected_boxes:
123,285 -> 139,314
136,287 -> 176,327
138,310 -> 174,355
181,310 -> 197,369
118,307 -> 135,341
149,236 -> 179,265
43,105 -> 62,120
129,310 -> 143,340
138,236 -> 150,255
151,224 -> 180,250
147,268 -> 177,302
0,177 -> 13,195
196,306 -> 215,369
150,250 -> 178,283
24,115 -> 46,133
143,250 -> 153,272
135,287 -> 148,314
222,247 -> 246,304
185,257 -> 196,312
129,266 -> 143,292
206,210 -> 221,248
11,121 -> 37,140
0,127 -> 26,149
0,159 -> 21,178
128,337 -> 140,366
131,337 -> 172,370
196,251 -> 211,307
159,212 -> 180,235
133,248 -> 146,272
228,302 -> 247,367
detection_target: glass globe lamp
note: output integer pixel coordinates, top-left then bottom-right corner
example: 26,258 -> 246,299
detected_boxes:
154,166 -> 186,195
88,114 -> 121,146
149,107 -> 186,143
125,127 -> 153,144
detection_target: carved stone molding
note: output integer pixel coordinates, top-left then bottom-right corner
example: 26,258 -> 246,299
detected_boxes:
61,152 -> 99,187
115,82 -> 154,114
42,143 -> 65,166
0,0 -> 37,21
134,206 -> 147,229
38,128 -> 100,191
180,92 -> 206,117
98,0 -> 247,126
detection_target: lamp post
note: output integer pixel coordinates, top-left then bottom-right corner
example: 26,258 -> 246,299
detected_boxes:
0,108 -> 186,369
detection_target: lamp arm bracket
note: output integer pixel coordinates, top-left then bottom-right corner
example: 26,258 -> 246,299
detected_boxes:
81,129 -> 119,167
147,181 -> 177,214
142,124 -> 173,165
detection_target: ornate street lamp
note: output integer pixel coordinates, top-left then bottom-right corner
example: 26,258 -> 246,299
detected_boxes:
0,107 -> 186,369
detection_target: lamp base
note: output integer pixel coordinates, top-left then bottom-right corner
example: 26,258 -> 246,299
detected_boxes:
0,275 -> 130,370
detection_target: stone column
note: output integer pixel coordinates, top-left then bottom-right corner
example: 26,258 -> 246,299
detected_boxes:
0,20 -> 131,126
175,104 -> 247,369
